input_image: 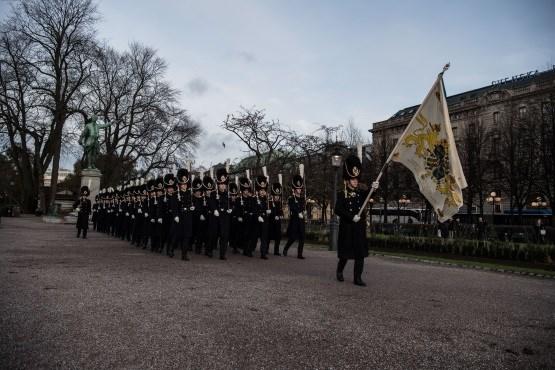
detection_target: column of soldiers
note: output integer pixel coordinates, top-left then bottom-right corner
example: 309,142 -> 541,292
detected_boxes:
89,167 -> 307,260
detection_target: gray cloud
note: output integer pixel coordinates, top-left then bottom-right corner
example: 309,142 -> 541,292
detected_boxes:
187,77 -> 210,97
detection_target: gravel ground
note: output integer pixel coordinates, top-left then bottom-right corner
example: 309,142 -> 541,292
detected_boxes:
1,216 -> 554,370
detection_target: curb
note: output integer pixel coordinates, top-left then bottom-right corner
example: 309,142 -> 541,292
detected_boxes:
369,252 -> 555,280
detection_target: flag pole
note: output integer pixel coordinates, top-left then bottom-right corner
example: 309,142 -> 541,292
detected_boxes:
356,63 -> 451,218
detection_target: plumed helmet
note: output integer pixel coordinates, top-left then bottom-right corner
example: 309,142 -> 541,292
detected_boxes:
291,174 -> 304,190
155,177 -> 164,191
80,186 -> 90,196
216,167 -> 229,184
343,154 -> 362,180
147,179 -> 156,192
271,182 -> 282,196
202,175 -> 215,191
163,173 -> 177,189
176,168 -> 190,184
228,182 -> 238,196
239,177 -> 251,191
255,175 -> 268,191
192,177 -> 203,192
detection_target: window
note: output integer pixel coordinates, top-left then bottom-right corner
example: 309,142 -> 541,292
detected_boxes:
519,106 -> 527,119
493,111 -> 500,124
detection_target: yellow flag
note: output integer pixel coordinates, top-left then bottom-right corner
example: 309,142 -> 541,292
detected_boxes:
388,74 -> 467,222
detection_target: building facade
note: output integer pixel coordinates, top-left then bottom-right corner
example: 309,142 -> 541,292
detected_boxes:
370,66 -> 555,222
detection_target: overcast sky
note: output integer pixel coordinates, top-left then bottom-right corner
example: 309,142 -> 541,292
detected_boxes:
2,0 -> 554,169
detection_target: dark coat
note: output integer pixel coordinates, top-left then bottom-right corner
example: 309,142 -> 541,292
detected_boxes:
74,197 -> 91,230
334,188 -> 369,260
269,198 -> 283,240
286,195 -> 305,240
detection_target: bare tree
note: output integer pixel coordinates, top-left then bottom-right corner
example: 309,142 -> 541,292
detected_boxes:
222,107 -> 291,170
6,0 -> 99,211
460,116 -> 491,220
340,118 -> 363,148
82,43 -> 200,184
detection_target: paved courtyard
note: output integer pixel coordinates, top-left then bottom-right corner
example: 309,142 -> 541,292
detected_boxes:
1,216 -> 554,369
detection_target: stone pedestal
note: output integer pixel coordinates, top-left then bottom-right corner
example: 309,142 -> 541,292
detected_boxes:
81,168 -> 102,201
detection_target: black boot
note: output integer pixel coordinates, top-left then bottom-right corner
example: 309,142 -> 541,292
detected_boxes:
182,250 -> 189,261
77,229 -> 81,238
336,258 -> 347,282
354,259 -> 366,286
83,229 -> 87,239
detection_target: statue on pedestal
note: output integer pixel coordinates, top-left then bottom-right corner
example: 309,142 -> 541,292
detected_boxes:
78,115 -> 112,169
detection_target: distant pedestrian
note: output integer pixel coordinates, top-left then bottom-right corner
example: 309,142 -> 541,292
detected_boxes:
73,186 -> 91,239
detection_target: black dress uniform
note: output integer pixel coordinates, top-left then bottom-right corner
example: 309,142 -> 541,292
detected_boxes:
283,175 -> 306,259
92,196 -> 99,231
334,154 -> 373,287
73,185 -> 91,239
228,182 -> 240,254
269,183 -> 284,256
202,175 -> 216,257
163,173 -> 179,257
209,168 -> 232,260
154,177 -> 166,253
173,168 -> 193,261
191,177 -> 208,254
247,175 -> 271,259
236,178 -> 252,255
147,181 -> 160,252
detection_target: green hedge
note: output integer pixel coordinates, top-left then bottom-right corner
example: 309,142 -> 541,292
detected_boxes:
368,234 -> 555,263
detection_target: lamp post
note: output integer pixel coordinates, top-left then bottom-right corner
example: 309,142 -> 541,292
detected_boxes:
329,151 -> 342,251
398,194 -> 409,224
486,191 -> 502,225
369,198 -> 374,233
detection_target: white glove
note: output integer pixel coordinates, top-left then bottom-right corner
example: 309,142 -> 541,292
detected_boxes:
119,208 -> 122,212
190,206 -> 195,211
353,215 -> 361,223
258,216 -> 264,223
266,209 -> 271,215
126,212 -> 129,216
145,212 -> 149,217
275,216 -> 280,221
157,218 -> 163,224
174,216 -> 179,223
238,217 -> 243,222
150,219 -> 155,223
214,210 -> 219,217
371,181 -> 379,191
227,209 -> 232,214
298,213 -> 304,219
131,215 -> 135,219
76,207 -> 81,212
200,214 -> 206,221
137,208 -> 142,214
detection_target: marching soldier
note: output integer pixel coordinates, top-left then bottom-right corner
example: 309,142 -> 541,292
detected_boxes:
248,175 -> 271,259
236,177 -> 252,256
191,177 -> 207,254
163,173 -> 178,257
334,154 -> 379,286
283,174 -> 306,259
202,174 -> 216,257
173,168 -> 193,261
228,182 -> 240,254
92,195 -> 99,231
209,167 -> 232,260
269,182 -> 284,256
154,177 -> 165,253
147,179 -> 160,251
73,185 -> 92,239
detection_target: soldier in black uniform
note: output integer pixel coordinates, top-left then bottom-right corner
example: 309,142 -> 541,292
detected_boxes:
228,182 -> 240,254
163,173 -> 179,257
334,154 -> 379,287
236,177 -> 252,256
147,179 -> 159,251
92,195 -> 99,231
269,182 -> 284,256
73,185 -> 92,239
202,175 -> 216,257
191,177 -> 208,254
247,175 -> 271,259
209,168 -> 232,260
173,168 -> 193,261
154,177 -> 165,253
283,175 -> 306,259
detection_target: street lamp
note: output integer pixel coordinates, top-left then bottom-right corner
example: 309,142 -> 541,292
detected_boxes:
399,194 -> 410,224
530,196 -> 548,209
329,150 -> 342,251
486,191 -> 502,225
